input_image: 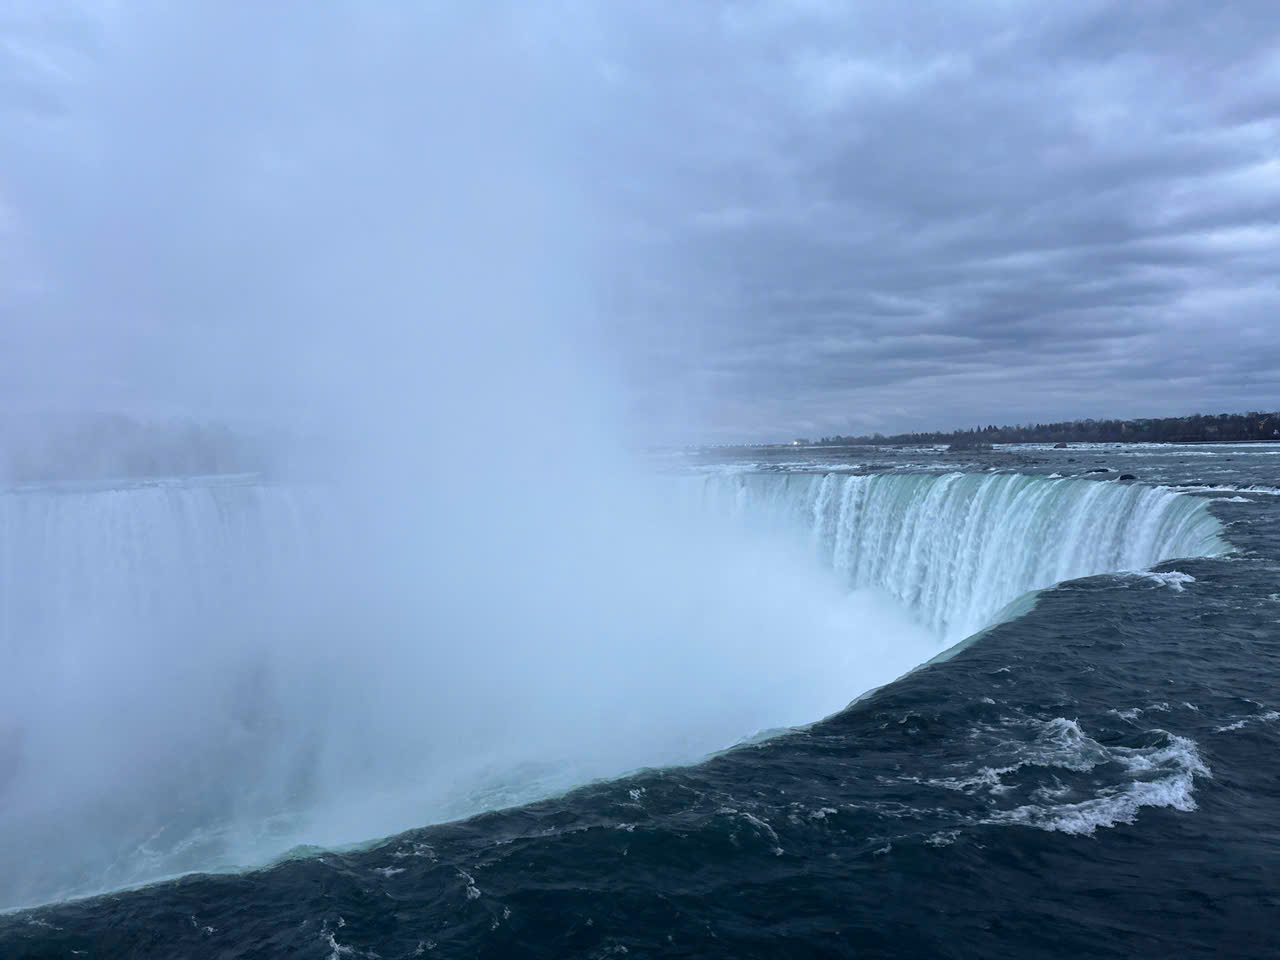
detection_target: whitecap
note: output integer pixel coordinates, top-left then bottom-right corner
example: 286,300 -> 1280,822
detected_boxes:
1122,571 -> 1196,592
924,830 -> 959,847
458,869 -> 482,900
980,729 -> 1209,836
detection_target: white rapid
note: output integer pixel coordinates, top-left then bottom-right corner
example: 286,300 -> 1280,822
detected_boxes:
698,471 -> 1228,641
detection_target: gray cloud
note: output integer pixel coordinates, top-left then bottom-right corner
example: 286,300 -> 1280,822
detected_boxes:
1,1 -> 1277,442
588,1 -> 1280,440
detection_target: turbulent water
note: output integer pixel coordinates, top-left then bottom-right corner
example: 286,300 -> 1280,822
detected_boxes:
3,443 -> 1280,958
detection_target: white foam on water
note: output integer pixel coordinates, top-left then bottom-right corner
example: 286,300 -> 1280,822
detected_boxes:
974,720 -> 1211,836
458,870 -> 482,901
925,830 -> 959,847
904,717 -> 1211,837
320,917 -> 378,960
1214,710 -> 1280,734
985,763 -> 1204,836
999,442 -> 1280,456
1122,571 -> 1197,591
921,718 -> 1114,799
1167,483 -> 1280,496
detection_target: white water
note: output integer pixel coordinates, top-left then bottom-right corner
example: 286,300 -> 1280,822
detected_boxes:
0,479 -> 330,908
918,716 -> 1213,837
697,471 -> 1227,640
0,470 -> 1227,909
0,479 -> 317,653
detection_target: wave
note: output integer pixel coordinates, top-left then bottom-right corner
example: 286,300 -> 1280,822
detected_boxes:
924,717 -> 1212,837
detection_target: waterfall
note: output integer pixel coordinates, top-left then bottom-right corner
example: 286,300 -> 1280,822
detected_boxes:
697,472 -> 1227,640
0,470 -> 1228,910
0,478 -> 326,909
0,478 -> 317,656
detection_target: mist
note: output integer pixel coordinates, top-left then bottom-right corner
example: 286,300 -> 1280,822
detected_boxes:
0,4 -> 941,908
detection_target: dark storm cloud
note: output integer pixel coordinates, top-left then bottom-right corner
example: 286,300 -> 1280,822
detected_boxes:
588,0 -> 1280,440
1,1 -> 1277,440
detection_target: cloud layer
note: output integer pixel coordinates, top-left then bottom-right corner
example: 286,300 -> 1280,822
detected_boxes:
2,1 -> 1277,441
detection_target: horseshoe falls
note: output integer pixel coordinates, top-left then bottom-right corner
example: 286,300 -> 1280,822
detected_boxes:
0,468 -> 1230,913
0,480 -> 318,652
697,471 -> 1227,641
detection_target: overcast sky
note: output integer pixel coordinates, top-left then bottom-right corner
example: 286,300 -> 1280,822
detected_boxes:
2,1 -> 1277,443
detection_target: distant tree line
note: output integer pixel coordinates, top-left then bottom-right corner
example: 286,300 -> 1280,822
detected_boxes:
815,411 -> 1280,447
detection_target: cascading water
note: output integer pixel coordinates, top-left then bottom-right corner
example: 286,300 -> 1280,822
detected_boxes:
0,478 -> 326,909
0,478 -> 317,651
698,471 -> 1228,640
0,470 -> 1228,911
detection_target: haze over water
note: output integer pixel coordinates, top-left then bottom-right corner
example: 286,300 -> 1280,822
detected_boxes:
2,3 -> 1279,958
